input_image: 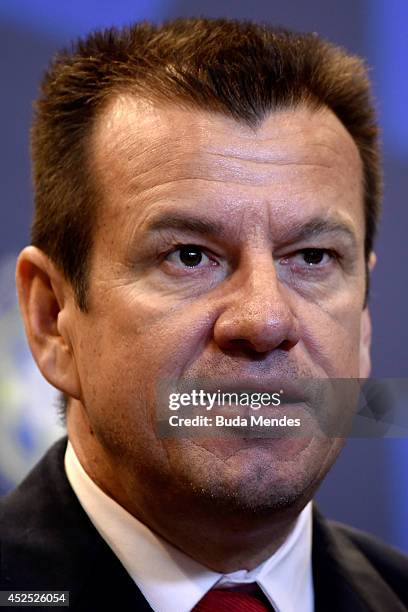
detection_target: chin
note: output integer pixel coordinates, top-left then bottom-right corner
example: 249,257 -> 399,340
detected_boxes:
171,435 -> 340,518
185,468 -> 313,520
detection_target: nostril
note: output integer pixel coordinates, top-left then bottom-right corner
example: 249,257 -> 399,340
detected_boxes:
223,337 -> 282,358
279,338 -> 296,352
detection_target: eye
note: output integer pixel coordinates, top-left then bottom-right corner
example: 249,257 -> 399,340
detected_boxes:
299,248 -> 332,266
280,248 -> 336,269
166,244 -> 214,268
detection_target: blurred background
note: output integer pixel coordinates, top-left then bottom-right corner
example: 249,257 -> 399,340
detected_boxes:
1,0 -> 407,552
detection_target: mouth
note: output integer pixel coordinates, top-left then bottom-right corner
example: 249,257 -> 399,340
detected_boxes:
179,379 -> 311,405
166,379 -> 313,431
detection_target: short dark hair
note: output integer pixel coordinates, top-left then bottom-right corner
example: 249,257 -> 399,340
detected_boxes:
30,17 -> 382,418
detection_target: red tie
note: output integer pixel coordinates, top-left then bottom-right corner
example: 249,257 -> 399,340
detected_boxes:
193,584 -> 273,611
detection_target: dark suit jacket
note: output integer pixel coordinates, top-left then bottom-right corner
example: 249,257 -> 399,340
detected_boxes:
1,437 -> 407,611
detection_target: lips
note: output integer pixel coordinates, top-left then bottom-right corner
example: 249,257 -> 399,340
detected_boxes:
178,379 -> 311,405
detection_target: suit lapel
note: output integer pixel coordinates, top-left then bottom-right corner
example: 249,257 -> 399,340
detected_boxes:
312,505 -> 406,612
1,437 -> 152,610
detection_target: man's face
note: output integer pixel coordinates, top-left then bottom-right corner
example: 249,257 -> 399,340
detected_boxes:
65,99 -> 371,517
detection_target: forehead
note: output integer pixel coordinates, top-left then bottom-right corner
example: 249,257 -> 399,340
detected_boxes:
89,96 -> 364,236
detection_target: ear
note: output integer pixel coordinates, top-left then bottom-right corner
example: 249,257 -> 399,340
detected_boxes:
15,246 -> 82,400
359,252 -> 376,378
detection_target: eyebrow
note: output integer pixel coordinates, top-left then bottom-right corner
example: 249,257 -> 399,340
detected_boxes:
145,214 -> 226,238
144,213 -> 357,248
277,218 -> 358,249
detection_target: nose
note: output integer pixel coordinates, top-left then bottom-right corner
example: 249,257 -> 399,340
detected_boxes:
213,258 -> 300,355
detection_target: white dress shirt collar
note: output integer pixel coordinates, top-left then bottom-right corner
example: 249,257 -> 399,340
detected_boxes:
64,440 -> 314,612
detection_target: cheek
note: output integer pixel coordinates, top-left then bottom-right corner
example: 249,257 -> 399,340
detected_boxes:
74,293 -> 214,412
299,295 -> 363,377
